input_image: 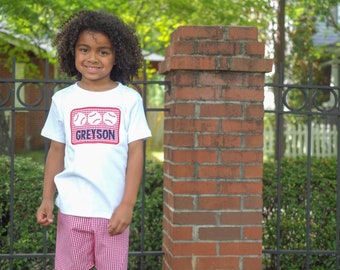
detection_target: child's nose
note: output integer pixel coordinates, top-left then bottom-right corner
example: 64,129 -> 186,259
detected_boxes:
87,52 -> 98,62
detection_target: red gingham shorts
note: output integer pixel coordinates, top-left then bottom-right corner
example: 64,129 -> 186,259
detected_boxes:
55,211 -> 129,270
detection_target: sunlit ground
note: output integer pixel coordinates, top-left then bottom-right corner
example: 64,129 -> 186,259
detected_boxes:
148,151 -> 164,162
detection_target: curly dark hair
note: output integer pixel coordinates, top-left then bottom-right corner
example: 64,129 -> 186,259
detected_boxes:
54,10 -> 143,84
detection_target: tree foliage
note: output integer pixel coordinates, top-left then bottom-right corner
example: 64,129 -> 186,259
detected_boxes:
1,0 -> 340,73
0,0 -> 273,59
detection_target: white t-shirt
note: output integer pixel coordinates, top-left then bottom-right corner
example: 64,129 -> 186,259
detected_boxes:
41,82 -> 151,219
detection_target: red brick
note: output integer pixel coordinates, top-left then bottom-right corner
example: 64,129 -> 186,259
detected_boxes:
171,40 -> 195,55
171,241 -> 217,256
200,72 -> 243,87
228,27 -> 258,41
174,86 -> 220,100
200,103 -> 242,118
170,149 -> 218,163
170,103 -> 195,116
195,256 -> 239,270
163,255 -> 193,270
172,181 -> 218,194
244,134 -> 263,148
197,196 -> 240,210
173,195 -> 194,210
198,165 -> 241,178
246,73 -> 267,87
244,164 -> 263,179
163,163 -> 195,178
221,150 -> 263,163
173,71 -> 198,86
220,212 -> 262,225
172,26 -> 223,41
231,58 -> 273,72
245,104 -> 264,119
167,55 -> 216,70
173,212 -> 217,225
243,226 -> 262,240
197,41 -> 242,55
220,181 -> 262,195
222,119 -> 263,133
199,226 -> 241,240
244,195 -> 263,209
246,41 -> 265,55
243,257 -> 262,270
167,225 -> 193,241
163,174 -> 172,190
221,87 -> 264,102
164,133 -> 195,147
169,118 -> 219,132
163,203 -> 172,220
218,56 -> 231,70
198,134 -> 241,148
220,242 -> 262,255
161,25 -> 269,270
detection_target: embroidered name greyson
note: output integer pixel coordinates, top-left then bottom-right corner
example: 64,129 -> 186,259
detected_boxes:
71,107 -> 121,145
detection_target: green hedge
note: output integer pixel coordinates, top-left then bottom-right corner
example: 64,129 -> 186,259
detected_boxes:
0,155 -> 163,270
0,155 -> 56,269
2,154 -> 337,269
263,157 -> 338,270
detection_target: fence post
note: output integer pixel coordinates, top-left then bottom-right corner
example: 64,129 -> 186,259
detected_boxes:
159,26 -> 273,270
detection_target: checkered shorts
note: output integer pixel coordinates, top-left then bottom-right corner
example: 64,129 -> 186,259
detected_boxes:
55,211 -> 129,270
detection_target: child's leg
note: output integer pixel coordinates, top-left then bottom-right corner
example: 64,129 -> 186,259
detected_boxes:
93,218 -> 130,270
55,211 -> 95,270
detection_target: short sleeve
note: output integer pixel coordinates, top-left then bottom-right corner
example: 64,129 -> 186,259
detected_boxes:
127,95 -> 151,143
41,99 -> 66,143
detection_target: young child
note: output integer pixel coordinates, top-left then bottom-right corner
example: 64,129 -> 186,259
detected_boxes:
36,10 -> 151,270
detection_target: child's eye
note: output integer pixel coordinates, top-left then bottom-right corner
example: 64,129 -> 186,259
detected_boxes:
99,50 -> 109,55
79,48 -> 88,53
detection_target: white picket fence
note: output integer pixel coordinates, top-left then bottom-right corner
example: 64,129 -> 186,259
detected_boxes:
264,123 -> 338,157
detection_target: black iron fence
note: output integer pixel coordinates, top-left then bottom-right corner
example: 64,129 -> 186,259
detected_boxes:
0,58 -> 169,270
3,57 -> 340,270
263,65 -> 340,269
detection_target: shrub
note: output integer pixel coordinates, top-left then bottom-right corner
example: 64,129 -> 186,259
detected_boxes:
0,155 -> 164,270
263,157 -> 337,269
0,155 -> 55,269
129,159 -> 163,269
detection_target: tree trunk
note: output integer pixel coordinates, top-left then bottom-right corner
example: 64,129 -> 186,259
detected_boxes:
274,0 -> 286,160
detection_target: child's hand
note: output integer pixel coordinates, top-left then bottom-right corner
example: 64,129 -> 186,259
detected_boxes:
108,203 -> 133,236
36,201 -> 54,226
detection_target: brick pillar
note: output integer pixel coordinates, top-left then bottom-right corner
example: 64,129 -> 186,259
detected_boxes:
159,26 -> 273,270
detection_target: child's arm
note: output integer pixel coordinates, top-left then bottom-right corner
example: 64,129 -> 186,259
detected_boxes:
108,139 -> 144,236
36,140 -> 65,226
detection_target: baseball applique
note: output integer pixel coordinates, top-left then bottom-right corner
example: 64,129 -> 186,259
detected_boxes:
88,111 -> 102,125
103,112 -> 118,126
73,112 -> 87,126
70,107 -> 121,145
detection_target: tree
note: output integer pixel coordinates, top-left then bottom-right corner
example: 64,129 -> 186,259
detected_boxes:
0,0 -> 273,59
1,0 -> 340,155
0,0 -> 273,154
268,0 -> 340,158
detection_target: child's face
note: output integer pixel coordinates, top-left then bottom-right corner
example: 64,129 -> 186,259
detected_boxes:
75,30 -> 116,90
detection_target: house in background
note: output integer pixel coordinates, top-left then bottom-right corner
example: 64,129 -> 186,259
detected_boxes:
312,6 -> 340,86
0,31 -> 164,153
311,6 -> 340,129
0,30 -> 56,153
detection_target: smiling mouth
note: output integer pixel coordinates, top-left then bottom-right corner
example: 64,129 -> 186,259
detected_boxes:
84,65 -> 101,72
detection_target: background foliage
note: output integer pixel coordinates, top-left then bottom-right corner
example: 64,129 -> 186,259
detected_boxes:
2,154 -> 338,269
0,0 -> 272,60
263,157 -> 338,269
0,155 -> 164,270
